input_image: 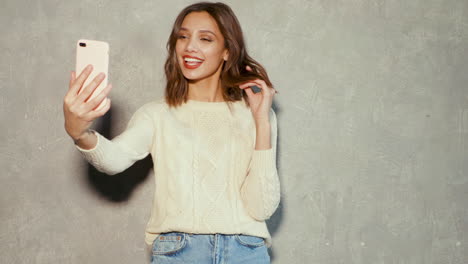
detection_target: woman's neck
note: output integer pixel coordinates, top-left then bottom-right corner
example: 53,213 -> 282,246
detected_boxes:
187,69 -> 225,102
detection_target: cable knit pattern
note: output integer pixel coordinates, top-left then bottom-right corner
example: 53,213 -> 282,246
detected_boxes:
74,98 -> 280,248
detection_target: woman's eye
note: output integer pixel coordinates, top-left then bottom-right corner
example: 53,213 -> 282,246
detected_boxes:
177,35 -> 187,39
201,38 -> 213,42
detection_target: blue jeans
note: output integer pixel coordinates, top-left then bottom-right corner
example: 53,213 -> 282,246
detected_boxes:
150,232 -> 270,264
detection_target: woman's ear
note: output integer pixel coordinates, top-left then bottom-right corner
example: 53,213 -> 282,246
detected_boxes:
223,49 -> 229,61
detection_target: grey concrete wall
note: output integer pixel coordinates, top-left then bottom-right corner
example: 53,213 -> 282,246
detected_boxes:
1,0 -> 467,263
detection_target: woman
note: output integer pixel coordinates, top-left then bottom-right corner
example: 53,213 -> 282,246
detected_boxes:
63,2 -> 280,263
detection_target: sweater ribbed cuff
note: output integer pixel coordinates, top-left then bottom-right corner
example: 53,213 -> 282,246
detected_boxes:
250,147 -> 276,173
74,130 -> 106,163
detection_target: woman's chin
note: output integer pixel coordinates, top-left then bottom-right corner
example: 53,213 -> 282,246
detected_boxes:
184,75 -> 203,82
183,72 -> 215,83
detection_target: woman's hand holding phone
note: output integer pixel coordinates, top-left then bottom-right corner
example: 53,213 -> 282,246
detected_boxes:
63,64 -> 112,145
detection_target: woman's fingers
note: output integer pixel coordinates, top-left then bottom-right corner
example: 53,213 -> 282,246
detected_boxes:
239,82 -> 263,96
65,65 -> 94,106
84,97 -> 111,120
239,80 -> 266,92
239,82 -> 258,87
239,80 -> 278,94
64,71 -> 77,106
75,72 -> 106,105
242,66 -> 278,93
70,65 -> 93,96
68,71 -> 75,90
84,83 -> 112,112
243,85 -> 255,98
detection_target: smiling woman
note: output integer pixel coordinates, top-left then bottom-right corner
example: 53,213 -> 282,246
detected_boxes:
163,2 -> 277,109
175,11 -> 228,81
64,2 -> 279,264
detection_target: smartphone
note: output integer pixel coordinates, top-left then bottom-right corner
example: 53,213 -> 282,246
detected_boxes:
75,39 -> 109,111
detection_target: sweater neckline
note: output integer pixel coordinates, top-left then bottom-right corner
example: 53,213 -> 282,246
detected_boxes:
184,98 -> 244,111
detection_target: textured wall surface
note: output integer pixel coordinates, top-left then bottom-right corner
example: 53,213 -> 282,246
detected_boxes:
1,0 -> 468,263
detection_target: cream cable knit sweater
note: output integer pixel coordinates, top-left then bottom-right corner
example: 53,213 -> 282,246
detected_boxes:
75,98 -> 280,248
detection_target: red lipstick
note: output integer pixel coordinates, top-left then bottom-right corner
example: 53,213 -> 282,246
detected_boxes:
183,55 -> 204,69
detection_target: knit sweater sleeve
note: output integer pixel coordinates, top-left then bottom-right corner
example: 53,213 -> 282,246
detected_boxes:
240,108 -> 280,221
74,105 -> 154,175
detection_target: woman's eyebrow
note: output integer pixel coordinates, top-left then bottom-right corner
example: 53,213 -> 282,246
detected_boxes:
179,27 -> 216,36
199,29 -> 216,35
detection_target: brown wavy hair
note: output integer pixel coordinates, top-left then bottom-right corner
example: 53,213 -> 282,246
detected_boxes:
164,1 -> 274,109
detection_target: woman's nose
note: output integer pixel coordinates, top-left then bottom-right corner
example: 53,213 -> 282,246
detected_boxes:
185,38 -> 198,52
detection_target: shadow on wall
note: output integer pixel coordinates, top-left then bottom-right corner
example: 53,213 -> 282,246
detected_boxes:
84,105 -> 153,202
266,101 -> 284,262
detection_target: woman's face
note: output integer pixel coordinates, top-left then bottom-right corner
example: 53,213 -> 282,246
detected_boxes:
175,11 -> 228,82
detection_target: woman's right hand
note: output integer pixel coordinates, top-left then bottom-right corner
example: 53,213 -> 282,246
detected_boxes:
63,64 -> 113,142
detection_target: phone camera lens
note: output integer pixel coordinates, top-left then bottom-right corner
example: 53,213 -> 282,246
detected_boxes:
79,42 -> 86,47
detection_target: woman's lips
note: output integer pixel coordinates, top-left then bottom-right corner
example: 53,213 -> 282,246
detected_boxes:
183,60 -> 203,69
183,56 -> 204,69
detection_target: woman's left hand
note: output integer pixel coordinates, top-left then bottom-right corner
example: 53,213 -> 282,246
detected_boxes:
238,66 -> 278,123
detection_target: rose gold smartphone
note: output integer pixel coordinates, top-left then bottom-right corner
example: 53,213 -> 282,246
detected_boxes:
75,39 -> 109,111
